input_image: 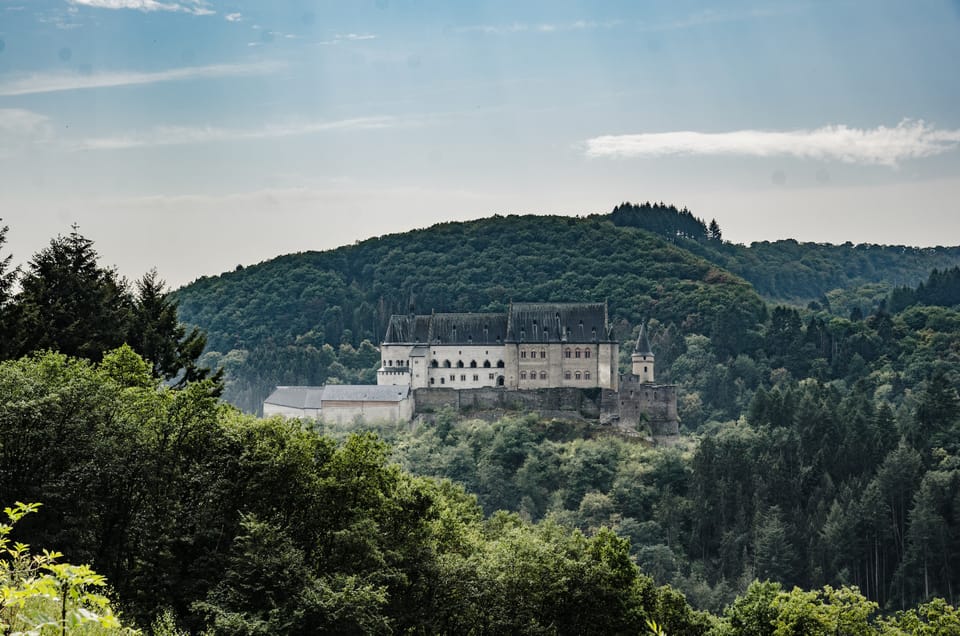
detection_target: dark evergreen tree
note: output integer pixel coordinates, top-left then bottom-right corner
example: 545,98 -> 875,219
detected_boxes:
0,220 -> 19,358
129,268 -> 223,391
13,225 -> 132,362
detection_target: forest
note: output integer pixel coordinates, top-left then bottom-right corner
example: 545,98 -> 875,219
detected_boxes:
173,203 -> 960,414
2,213 -> 960,633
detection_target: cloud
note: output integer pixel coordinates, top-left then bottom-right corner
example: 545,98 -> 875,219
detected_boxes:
584,120 -> 960,167
0,109 -> 52,157
318,33 -> 378,45
456,20 -> 619,35
68,0 -> 214,15
0,108 -> 51,137
0,61 -> 281,96
73,116 -> 404,150
224,12 -> 242,22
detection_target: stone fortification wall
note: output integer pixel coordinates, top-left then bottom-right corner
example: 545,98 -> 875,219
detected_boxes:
413,382 -> 679,437
616,377 -> 679,436
414,387 -> 604,420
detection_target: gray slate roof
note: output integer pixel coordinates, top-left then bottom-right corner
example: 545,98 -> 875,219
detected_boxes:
383,302 -> 613,346
634,322 -> 653,355
263,386 -> 325,409
321,384 -> 409,402
264,384 -> 409,408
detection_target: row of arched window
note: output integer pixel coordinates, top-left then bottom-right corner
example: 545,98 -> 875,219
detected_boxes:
385,360 -> 409,367
430,359 -> 505,369
519,348 -> 593,359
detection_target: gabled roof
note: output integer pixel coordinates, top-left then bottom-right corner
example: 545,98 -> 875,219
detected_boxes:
429,313 -> 508,345
382,302 -> 614,346
384,314 -> 431,343
507,302 -> 612,343
264,384 -> 410,409
264,386 -> 325,409
634,322 -> 653,355
321,384 -> 409,402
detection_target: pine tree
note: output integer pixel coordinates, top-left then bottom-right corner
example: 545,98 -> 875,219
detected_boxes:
13,225 -> 132,362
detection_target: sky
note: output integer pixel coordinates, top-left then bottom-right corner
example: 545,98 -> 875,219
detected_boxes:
1,0 -> 959,288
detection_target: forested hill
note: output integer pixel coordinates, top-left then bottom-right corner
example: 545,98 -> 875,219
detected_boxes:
175,213 -> 765,412
607,202 -> 960,302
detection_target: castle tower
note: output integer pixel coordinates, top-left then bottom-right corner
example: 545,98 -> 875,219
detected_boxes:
631,322 -> 655,383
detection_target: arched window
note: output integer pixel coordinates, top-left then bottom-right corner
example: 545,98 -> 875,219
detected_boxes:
520,350 -> 527,359
388,360 -> 393,366
564,348 -> 571,359
564,370 -> 572,380
497,360 -> 505,368
540,350 -> 546,359
539,371 -> 547,380
520,371 -> 527,380
431,360 -> 438,368
585,371 -> 591,380
584,349 -> 591,359
483,360 -> 491,368
575,371 -> 582,380
443,360 -> 451,368
575,348 -> 581,359
457,360 -> 464,368
470,360 -> 477,368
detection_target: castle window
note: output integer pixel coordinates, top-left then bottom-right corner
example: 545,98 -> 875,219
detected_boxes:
489,373 -> 495,380
388,360 -> 392,366
540,350 -> 546,359
644,366 -> 648,373
484,360 -> 491,368
540,371 -> 547,380
575,371 -> 581,380
457,360 -> 464,368
440,377 -> 445,384
584,349 -> 591,359
470,360 -> 477,368
473,374 -> 479,381
520,371 -> 527,380
585,371 -> 591,380
431,360 -> 438,368
564,370 -> 572,380
521,350 -> 527,359
430,378 -> 435,385
443,360 -> 451,368
460,374 -> 466,381
450,374 -> 456,381
575,349 -> 581,359
564,349 -> 571,358
497,360 -> 505,368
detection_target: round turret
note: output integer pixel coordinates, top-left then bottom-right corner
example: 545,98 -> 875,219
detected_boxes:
631,322 -> 654,383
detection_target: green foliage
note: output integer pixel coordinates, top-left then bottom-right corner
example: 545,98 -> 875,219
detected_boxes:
175,212 -> 765,412
0,502 -> 131,635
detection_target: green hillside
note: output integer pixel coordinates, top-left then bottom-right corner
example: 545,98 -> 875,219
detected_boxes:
608,202 -> 960,303
175,213 -> 765,412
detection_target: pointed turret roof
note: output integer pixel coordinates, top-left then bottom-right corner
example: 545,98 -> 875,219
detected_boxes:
634,322 -> 653,356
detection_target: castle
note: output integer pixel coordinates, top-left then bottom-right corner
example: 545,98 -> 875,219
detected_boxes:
264,302 -> 678,437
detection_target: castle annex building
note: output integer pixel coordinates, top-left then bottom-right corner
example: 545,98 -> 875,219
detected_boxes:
263,301 -> 679,437
377,302 -> 619,392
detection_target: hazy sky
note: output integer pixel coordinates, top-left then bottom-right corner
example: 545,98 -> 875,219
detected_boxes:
1,0 -> 959,288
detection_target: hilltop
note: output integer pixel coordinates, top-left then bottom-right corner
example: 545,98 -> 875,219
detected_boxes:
175,204 -> 960,414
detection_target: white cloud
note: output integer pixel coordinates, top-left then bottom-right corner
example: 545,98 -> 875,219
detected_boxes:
584,120 -> 960,167
456,19 -> 620,35
318,32 -> 377,45
0,109 -> 52,158
0,61 -> 281,96
73,116 -> 404,150
0,109 -> 51,137
68,0 -> 214,15
224,12 -> 242,22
